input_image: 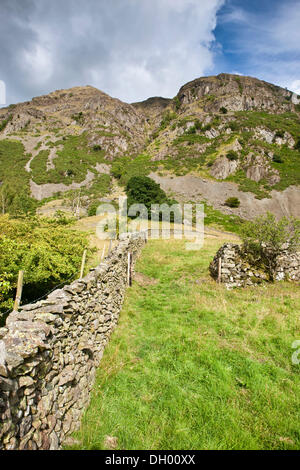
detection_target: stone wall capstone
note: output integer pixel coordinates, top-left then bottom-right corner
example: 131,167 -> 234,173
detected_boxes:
0,233 -> 146,450
210,243 -> 300,288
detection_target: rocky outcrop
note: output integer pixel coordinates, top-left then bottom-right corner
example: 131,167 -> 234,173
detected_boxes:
0,233 -> 146,450
244,153 -> 280,186
254,128 -> 295,148
210,156 -> 238,180
210,243 -> 300,288
177,74 -> 296,113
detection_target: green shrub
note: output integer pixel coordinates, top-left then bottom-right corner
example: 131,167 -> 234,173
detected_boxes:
0,215 -> 89,323
160,111 -> 177,130
71,112 -> 84,124
273,155 -> 284,163
228,121 -> 239,132
174,96 -> 181,111
88,201 -> 100,217
226,151 -> 239,161
195,120 -> 202,130
185,126 -> 196,135
0,114 -> 13,132
275,130 -> 284,139
220,107 -> 228,114
240,213 -> 300,279
225,197 -> 240,208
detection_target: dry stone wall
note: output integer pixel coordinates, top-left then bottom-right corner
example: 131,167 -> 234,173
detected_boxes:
210,243 -> 300,288
0,233 -> 146,450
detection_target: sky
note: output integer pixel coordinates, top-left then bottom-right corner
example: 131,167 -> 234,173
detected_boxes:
0,0 -> 300,106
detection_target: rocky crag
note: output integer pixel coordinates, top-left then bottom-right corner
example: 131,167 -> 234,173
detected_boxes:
0,74 -> 300,219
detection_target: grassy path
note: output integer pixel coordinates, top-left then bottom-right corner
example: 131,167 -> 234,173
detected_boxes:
68,236 -> 300,450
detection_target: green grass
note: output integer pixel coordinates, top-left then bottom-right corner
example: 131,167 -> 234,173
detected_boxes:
67,237 -> 300,450
234,111 -> 300,139
111,154 -> 158,186
0,139 -> 37,214
31,133 -> 106,185
226,170 -> 271,200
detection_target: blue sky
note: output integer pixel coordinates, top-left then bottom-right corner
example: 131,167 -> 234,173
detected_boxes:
0,0 -> 300,105
214,0 -> 300,94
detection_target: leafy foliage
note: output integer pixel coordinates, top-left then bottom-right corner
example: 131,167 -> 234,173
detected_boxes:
226,151 -> 239,161
0,114 -> 13,132
241,213 -> 300,254
225,197 -> 241,208
125,176 -> 176,220
0,216 -> 89,324
241,213 -> 300,279
0,139 -> 37,215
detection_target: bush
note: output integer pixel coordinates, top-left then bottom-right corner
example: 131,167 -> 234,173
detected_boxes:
220,107 -> 228,114
174,96 -> 181,111
0,114 -> 13,132
275,130 -> 284,139
225,197 -> 240,208
240,213 -> 300,279
88,201 -> 100,217
195,120 -> 202,130
295,138 -> 300,150
228,121 -> 239,132
273,155 -> 284,164
185,126 -> 196,135
226,151 -> 239,161
0,215 -> 89,324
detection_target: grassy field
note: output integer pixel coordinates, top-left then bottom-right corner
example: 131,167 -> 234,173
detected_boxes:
67,235 -> 300,450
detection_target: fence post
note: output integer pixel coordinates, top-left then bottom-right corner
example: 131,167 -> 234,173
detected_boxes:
101,243 -> 106,261
128,253 -> 133,287
80,250 -> 87,279
218,257 -> 222,284
14,270 -> 24,311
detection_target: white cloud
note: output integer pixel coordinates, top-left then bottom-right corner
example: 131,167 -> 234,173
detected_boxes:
290,80 -> 300,95
0,0 -> 225,104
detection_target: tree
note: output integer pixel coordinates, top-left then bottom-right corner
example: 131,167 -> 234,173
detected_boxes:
0,215 -> 89,322
240,213 -> 300,279
126,176 -> 176,220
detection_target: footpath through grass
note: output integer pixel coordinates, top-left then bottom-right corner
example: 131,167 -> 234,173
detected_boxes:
68,236 -> 300,450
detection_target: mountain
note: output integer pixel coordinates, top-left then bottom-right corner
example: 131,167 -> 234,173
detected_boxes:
0,74 -> 299,219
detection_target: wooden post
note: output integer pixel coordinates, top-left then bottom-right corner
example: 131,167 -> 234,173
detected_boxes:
101,243 -> 106,261
80,250 -> 87,279
218,257 -> 222,284
14,270 -> 24,311
128,253 -> 133,287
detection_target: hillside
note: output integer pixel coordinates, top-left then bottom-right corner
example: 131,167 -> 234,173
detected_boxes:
0,74 -> 300,220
